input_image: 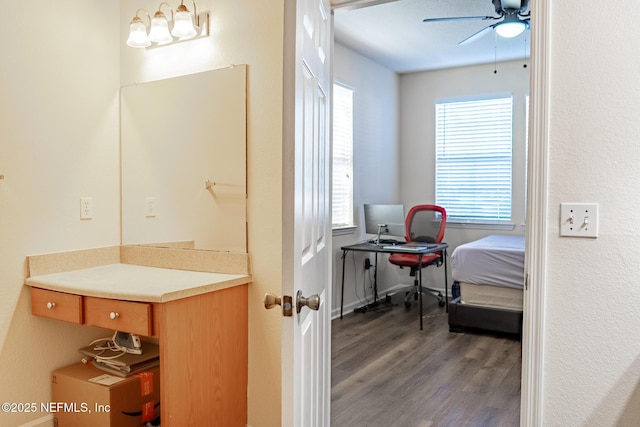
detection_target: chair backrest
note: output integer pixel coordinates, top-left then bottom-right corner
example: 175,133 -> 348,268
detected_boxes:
404,205 -> 446,244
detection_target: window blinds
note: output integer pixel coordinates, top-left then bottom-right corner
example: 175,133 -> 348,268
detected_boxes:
332,83 -> 354,228
435,96 -> 513,222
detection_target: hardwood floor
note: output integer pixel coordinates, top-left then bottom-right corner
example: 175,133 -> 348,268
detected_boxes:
331,294 -> 521,427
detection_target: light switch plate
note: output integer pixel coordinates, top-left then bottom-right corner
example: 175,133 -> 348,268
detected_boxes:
560,203 -> 598,238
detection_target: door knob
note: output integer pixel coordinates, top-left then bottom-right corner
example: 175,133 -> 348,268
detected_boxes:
263,293 -> 293,316
263,293 -> 282,309
296,290 -> 320,314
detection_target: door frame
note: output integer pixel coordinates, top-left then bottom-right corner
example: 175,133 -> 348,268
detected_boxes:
521,0 -> 549,425
283,0 -> 551,424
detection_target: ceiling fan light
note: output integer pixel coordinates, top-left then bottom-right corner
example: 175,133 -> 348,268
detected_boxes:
495,21 -> 526,38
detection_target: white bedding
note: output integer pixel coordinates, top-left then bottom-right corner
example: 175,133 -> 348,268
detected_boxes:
451,234 -> 525,290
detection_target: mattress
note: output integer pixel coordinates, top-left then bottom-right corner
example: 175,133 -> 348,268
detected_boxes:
451,234 -> 525,290
459,281 -> 523,311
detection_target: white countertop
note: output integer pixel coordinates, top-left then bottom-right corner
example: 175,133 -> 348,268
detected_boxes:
25,263 -> 250,303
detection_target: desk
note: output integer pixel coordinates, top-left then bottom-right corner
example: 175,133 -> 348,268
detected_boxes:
339,242 -> 449,330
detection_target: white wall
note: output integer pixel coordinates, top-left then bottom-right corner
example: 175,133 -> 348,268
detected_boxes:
400,60 -> 529,287
542,1 -> 640,425
332,44 -> 401,315
0,1 -> 121,426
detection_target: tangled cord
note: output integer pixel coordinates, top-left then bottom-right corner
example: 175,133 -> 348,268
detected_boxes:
86,336 -> 128,361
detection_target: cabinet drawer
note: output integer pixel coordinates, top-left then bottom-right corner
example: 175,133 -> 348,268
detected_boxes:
84,297 -> 152,336
31,288 -> 83,324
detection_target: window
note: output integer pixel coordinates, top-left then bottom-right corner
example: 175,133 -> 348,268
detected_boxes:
332,83 -> 354,229
435,96 -> 513,223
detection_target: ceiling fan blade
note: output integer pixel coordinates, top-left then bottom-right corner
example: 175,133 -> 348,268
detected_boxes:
423,15 -> 500,23
458,24 -> 496,45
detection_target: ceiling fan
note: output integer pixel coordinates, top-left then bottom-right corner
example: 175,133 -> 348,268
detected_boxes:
422,0 -> 530,45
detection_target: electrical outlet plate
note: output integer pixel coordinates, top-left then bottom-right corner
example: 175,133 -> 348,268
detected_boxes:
145,197 -> 156,218
560,203 -> 598,238
80,197 -> 93,220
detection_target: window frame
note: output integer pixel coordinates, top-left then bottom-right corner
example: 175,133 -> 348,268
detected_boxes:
331,82 -> 355,233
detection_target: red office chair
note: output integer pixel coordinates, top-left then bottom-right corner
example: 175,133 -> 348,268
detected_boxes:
389,204 -> 447,308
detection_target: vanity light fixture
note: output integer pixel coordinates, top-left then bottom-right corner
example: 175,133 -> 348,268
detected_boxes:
149,3 -> 174,44
126,10 -> 151,48
172,1 -> 198,38
126,0 -> 208,48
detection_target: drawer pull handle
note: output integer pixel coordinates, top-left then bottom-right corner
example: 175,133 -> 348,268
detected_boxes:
46,302 -> 56,309
109,312 -> 120,320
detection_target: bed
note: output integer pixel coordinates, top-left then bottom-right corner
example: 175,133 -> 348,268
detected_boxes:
447,234 -> 525,337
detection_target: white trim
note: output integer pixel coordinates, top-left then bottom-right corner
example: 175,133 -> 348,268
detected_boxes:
332,225 -> 357,235
331,0 -> 398,11
331,283 -> 409,318
521,0 -> 550,425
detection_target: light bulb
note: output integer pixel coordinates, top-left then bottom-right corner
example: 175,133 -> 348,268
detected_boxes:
126,18 -> 150,48
172,6 -> 197,39
149,11 -> 173,43
495,21 -> 526,38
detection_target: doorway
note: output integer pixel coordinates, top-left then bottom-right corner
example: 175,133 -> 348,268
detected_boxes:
330,0 -> 542,424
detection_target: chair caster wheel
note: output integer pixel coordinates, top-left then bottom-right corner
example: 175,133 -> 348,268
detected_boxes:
438,300 -> 445,307
404,301 -> 411,309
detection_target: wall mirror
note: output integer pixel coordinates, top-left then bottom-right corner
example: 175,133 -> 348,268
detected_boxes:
120,65 -> 247,252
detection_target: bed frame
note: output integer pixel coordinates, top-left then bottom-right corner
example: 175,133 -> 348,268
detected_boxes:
448,296 -> 522,338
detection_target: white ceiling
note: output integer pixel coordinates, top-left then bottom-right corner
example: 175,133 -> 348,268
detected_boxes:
333,0 -> 531,74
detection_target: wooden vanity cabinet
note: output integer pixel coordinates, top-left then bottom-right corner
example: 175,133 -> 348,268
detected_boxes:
153,283 -> 248,426
30,284 -> 248,426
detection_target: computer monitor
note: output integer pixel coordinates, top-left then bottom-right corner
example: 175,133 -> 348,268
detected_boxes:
363,204 -> 406,241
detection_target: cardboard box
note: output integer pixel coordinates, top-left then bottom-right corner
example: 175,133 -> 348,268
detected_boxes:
51,362 -> 160,427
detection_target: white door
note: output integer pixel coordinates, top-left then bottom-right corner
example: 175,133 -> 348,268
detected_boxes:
281,0 -> 332,426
